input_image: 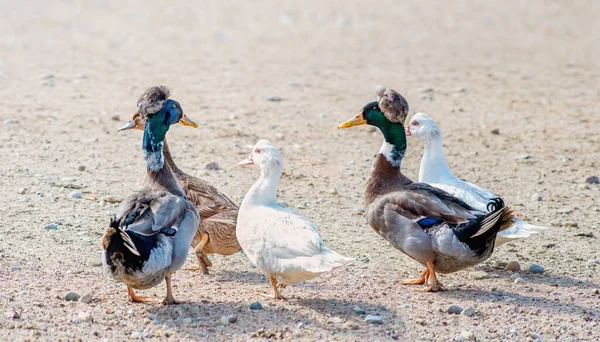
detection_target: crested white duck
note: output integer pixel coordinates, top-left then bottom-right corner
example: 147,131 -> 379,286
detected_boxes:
338,87 -> 512,292
236,140 -> 353,300
406,112 -> 547,245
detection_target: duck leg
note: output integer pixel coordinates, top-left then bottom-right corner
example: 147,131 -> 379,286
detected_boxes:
422,260 -> 446,292
269,276 -> 286,301
184,233 -> 211,274
399,268 -> 429,285
127,287 -> 154,303
161,273 -> 183,305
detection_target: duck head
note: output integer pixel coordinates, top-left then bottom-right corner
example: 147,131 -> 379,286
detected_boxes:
238,139 -> 282,170
338,87 -> 409,130
338,87 -> 410,167
405,112 -> 440,139
131,86 -> 197,171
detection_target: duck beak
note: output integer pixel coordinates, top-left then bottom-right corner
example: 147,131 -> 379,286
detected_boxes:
338,110 -> 366,129
117,120 -> 136,132
238,154 -> 254,166
405,126 -> 412,136
179,114 -> 198,128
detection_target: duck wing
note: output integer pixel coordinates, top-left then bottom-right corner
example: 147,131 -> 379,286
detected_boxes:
182,177 -> 238,225
371,183 -> 478,226
116,191 -> 197,237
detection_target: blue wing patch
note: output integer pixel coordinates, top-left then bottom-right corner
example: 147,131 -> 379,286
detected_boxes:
417,217 -> 443,228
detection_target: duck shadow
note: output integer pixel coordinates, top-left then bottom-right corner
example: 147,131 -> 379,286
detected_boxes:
438,288 -> 598,318
212,270 -> 333,291
297,297 -> 404,325
477,266 -> 596,288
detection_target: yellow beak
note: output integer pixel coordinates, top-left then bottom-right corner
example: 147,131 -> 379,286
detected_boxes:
179,113 -> 198,128
338,110 -> 367,129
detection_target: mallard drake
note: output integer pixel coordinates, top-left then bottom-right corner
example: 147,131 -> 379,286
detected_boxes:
101,86 -> 200,304
338,87 -> 512,291
118,89 -> 241,275
406,112 -> 547,245
236,140 -> 353,300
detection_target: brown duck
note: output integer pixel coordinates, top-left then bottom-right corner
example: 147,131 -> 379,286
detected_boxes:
118,86 -> 241,274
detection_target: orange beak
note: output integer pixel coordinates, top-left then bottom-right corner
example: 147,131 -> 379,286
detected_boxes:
238,154 -> 254,166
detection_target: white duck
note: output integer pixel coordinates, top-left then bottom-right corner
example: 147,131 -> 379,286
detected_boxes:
406,112 -> 547,245
236,140 -> 353,300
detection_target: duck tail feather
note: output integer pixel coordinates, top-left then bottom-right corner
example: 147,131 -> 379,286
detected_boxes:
470,198 -> 505,238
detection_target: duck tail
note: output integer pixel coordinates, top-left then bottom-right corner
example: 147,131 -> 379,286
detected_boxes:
470,198 -> 506,239
495,214 -> 548,246
102,216 -> 141,257
304,249 -> 354,273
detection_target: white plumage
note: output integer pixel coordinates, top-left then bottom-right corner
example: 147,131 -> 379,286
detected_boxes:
237,140 -> 353,299
407,112 -> 547,245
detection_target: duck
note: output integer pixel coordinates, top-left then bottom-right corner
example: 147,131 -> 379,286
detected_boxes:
118,88 -> 241,275
236,139 -> 353,300
338,87 -> 512,291
406,112 -> 547,245
101,86 -> 200,304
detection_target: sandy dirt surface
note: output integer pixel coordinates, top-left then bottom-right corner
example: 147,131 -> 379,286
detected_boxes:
1,0 -> 599,341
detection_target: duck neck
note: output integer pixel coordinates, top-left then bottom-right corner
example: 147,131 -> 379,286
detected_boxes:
142,122 -> 186,197
419,130 -> 453,183
244,162 -> 282,207
162,139 -> 185,176
378,122 -> 407,168
366,123 -> 412,205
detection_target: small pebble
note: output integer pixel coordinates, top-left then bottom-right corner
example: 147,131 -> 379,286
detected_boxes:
205,162 -> 220,170
219,315 -> 237,326
510,273 -> 522,280
514,277 -> 526,284
78,165 -> 86,171
461,307 -> 475,317
528,263 -> 545,274
110,115 -> 120,121
78,311 -> 93,322
68,191 -> 82,199
183,317 -> 193,326
249,301 -> 263,310
585,176 -> 599,184
506,261 -> 521,272
513,154 -> 530,160
102,195 -> 124,203
265,95 -> 282,102
17,188 -> 26,194
587,259 -> 600,265
469,271 -> 489,280
353,305 -> 366,315
44,223 -> 58,230
4,119 -> 19,124
80,294 -> 93,303
9,266 -> 21,271
127,309 -> 135,317
364,314 -> 383,325
564,221 -> 578,228
131,331 -> 142,339
490,128 -> 500,135
328,188 -> 338,195
352,207 -> 365,215
447,305 -> 463,314
277,201 -> 289,208
459,330 -> 476,341
64,291 -> 81,301
530,193 -> 542,201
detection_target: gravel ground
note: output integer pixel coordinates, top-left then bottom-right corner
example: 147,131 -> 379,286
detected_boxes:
1,1 -> 599,341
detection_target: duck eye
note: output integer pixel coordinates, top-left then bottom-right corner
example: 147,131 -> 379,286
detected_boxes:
254,148 -> 261,154
412,121 -> 420,126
